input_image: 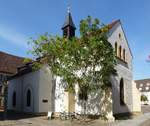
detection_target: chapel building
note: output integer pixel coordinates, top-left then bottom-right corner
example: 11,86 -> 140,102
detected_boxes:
6,10 -> 141,120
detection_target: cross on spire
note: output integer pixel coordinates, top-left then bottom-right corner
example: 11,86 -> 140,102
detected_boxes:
67,0 -> 71,13
67,6 -> 71,13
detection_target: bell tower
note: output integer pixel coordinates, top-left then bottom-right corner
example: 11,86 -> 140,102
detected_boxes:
62,7 -> 76,38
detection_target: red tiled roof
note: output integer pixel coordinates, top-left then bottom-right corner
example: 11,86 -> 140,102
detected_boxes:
0,51 -> 25,75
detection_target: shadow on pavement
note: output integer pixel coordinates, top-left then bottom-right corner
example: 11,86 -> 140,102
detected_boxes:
0,110 -> 43,121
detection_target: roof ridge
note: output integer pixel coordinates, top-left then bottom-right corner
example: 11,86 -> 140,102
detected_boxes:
135,78 -> 150,81
0,51 -> 25,59
108,19 -> 120,29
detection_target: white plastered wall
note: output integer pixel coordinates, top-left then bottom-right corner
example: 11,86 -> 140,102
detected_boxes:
8,65 -> 53,113
38,65 -> 54,113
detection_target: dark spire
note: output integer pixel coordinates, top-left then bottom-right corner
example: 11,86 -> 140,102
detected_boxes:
62,7 -> 76,38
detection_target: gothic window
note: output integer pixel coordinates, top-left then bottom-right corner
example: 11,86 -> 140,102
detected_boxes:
119,46 -> 122,59
12,91 -> 16,107
26,89 -> 31,107
115,42 -> 118,56
119,33 -> 121,39
123,49 -> 126,61
120,78 -> 125,105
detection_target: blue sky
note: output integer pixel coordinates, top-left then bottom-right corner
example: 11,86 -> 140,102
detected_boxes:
0,0 -> 149,80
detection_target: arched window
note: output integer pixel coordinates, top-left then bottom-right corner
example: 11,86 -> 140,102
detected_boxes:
12,91 -> 16,107
115,42 -> 118,56
119,33 -> 121,39
123,49 -> 126,61
119,46 -> 122,58
26,89 -> 31,107
120,78 -> 125,105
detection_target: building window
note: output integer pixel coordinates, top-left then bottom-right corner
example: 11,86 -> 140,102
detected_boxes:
119,33 -> 121,39
119,46 -> 122,58
26,89 -> 31,107
115,42 -> 118,56
12,91 -> 16,107
146,87 -> 149,90
147,83 -> 150,86
123,49 -> 126,61
120,78 -> 125,105
140,84 -> 143,87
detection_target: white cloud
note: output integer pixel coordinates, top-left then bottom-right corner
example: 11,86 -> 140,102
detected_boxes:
0,24 -> 28,48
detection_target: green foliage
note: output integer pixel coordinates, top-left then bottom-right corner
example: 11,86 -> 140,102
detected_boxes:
24,58 -> 32,64
141,94 -> 148,102
28,16 -> 117,100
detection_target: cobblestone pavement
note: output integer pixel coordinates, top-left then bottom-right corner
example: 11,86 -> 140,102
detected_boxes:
1,107 -> 150,126
0,114 -> 149,126
0,116 -> 118,126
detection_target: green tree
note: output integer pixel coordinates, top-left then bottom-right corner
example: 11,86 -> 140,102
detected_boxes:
141,94 -> 148,102
28,16 -> 117,119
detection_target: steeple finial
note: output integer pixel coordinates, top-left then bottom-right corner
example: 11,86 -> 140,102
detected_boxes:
67,0 -> 71,13
67,6 -> 71,13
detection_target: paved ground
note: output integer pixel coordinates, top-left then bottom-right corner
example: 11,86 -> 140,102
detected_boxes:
0,106 -> 150,126
139,105 -> 150,126
0,116 -> 118,126
1,114 -> 150,126
141,105 -> 150,113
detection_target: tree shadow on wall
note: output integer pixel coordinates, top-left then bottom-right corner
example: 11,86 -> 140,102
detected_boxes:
85,88 -> 113,120
76,76 -> 132,120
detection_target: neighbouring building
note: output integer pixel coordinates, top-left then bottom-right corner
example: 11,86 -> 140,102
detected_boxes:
0,51 -> 24,109
135,78 -> 150,104
6,10 -> 141,120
